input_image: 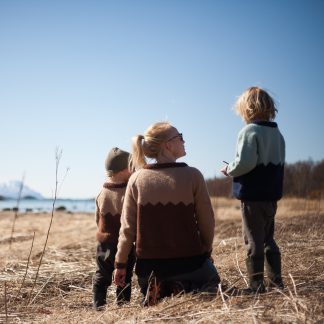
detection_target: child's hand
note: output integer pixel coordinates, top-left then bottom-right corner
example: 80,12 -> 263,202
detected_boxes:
220,166 -> 229,176
114,268 -> 126,287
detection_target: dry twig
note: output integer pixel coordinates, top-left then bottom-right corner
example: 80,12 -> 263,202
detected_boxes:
234,240 -> 248,287
4,281 -> 8,323
9,173 -> 25,249
15,231 -> 35,300
27,148 -> 66,305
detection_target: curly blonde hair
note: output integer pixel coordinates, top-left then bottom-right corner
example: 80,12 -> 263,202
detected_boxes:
130,122 -> 174,170
235,87 -> 278,123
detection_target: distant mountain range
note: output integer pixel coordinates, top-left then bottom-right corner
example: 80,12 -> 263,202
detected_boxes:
0,181 -> 44,200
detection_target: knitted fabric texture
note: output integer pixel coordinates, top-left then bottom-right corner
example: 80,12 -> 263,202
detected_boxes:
115,162 -> 215,268
95,182 -> 128,244
227,121 -> 285,201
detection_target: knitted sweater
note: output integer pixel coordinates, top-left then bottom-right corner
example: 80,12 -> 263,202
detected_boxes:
227,121 -> 285,201
95,182 -> 128,245
115,162 -> 215,273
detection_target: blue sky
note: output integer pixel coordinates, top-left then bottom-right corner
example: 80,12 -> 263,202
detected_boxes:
1,0 -> 323,198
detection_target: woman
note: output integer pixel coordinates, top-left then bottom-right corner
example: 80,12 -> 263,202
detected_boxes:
114,122 -> 220,305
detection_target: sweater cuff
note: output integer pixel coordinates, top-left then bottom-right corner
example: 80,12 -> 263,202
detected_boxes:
96,232 -> 110,243
114,262 -> 127,269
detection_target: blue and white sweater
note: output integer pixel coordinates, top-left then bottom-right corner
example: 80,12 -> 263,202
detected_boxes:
227,121 -> 285,201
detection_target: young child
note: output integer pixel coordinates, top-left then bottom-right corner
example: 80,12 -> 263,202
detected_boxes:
93,147 -> 135,310
221,86 -> 285,293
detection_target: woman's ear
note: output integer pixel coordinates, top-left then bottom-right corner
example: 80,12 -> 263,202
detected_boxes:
164,140 -> 171,151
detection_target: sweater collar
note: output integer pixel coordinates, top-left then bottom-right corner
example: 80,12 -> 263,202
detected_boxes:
251,121 -> 278,128
143,162 -> 188,170
103,182 -> 128,189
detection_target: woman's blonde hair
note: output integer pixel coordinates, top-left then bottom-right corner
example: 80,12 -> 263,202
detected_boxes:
130,122 -> 174,170
235,87 -> 278,123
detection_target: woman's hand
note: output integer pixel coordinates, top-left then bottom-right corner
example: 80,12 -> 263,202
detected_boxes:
114,268 -> 126,287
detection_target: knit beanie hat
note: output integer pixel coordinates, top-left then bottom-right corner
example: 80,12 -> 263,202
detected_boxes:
105,147 -> 130,174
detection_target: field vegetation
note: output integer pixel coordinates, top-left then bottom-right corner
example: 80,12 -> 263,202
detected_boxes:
0,197 -> 323,323
206,160 -> 324,199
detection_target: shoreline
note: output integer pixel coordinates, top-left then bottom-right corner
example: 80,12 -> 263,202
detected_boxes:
0,197 -> 95,213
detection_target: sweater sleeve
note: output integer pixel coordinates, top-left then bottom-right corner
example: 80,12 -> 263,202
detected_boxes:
192,168 -> 215,253
115,180 -> 137,268
227,126 -> 258,177
95,197 -> 100,226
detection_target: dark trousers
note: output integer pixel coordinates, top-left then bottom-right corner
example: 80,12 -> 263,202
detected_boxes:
93,243 -> 135,303
241,201 -> 281,260
138,258 -> 220,299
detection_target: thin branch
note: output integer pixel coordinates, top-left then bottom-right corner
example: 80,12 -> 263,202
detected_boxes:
57,167 -> 70,196
9,173 -> 25,249
29,275 -> 55,305
15,232 -> 36,300
289,273 -> 298,297
27,148 -> 64,305
219,283 -> 229,310
4,281 -> 8,324
234,240 -> 248,287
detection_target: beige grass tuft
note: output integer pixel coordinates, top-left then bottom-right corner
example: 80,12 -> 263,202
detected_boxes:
0,198 -> 323,323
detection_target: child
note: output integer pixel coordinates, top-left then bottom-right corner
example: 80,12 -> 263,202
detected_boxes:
221,86 -> 285,293
93,147 -> 135,310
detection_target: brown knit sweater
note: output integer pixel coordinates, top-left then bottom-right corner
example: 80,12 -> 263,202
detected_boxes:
115,162 -> 215,269
95,182 -> 128,245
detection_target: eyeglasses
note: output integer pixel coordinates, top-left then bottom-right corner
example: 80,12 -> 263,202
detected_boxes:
167,133 -> 183,142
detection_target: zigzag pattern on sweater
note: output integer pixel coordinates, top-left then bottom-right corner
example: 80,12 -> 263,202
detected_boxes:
139,201 -> 195,208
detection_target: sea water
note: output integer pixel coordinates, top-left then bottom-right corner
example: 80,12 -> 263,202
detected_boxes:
0,198 -> 95,213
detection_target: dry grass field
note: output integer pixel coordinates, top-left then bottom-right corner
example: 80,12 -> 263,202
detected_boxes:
0,198 -> 323,323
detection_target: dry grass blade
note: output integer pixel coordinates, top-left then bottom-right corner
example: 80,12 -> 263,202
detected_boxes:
15,231 -> 35,300
27,148 -> 65,305
0,197 -> 323,323
218,283 -> 228,310
29,275 -> 55,305
289,273 -> 298,297
4,281 -> 8,323
235,240 -> 248,287
9,173 -> 25,249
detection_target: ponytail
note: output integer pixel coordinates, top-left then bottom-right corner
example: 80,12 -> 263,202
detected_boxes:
130,122 -> 173,170
130,135 -> 146,170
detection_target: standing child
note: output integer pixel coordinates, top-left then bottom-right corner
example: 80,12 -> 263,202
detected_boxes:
93,147 -> 136,310
221,86 -> 285,293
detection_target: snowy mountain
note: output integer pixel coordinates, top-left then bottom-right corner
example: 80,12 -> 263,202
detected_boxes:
0,181 -> 44,199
